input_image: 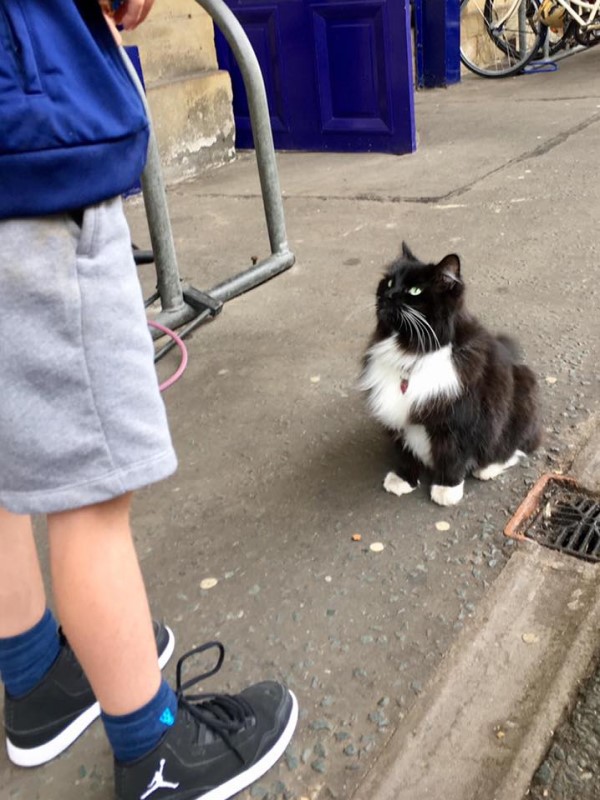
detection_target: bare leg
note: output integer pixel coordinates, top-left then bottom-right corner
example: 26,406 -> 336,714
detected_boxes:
0,509 -> 47,638
47,494 -> 161,716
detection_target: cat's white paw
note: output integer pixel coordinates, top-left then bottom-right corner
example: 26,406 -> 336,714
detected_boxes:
473,464 -> 504,481
383,472 -> 416,497
473,451 -> 524,481
431,482 -> 464,506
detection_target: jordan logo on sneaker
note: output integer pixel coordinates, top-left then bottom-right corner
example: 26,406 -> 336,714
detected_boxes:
140,759 -> 180,799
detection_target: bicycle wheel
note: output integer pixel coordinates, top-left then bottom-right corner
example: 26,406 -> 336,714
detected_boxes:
460,0 -> 547,78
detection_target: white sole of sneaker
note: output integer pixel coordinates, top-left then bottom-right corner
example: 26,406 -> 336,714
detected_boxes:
158,626 -> 176,671
6,626 -> 176,768
7,701 -> 102,767
199,690 -> 299,800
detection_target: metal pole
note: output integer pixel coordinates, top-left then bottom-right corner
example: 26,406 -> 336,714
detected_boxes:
120,47 -> 186,314
120,5 -> 295,342
194,0 -> 290,256
543,29 -> 550,60
209,252 -> 294,303
518,1 -> 527,57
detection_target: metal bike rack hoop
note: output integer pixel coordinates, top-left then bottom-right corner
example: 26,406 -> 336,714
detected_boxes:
121,0 -> 295,335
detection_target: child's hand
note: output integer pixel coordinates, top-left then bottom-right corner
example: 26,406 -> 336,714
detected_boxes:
102,0 -> 156,31
101,7 -> 123,44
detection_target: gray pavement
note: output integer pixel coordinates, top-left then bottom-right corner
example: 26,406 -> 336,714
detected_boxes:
3,49 -> 600,800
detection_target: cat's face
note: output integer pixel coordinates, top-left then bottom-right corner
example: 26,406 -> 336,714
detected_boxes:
375,243 -> 465,352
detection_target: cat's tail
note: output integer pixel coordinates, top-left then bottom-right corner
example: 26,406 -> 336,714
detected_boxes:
513,363 -> 543,454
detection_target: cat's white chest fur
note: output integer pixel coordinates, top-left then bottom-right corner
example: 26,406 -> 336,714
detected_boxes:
360,335 -> 461,466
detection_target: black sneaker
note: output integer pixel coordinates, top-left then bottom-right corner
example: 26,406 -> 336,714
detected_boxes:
4,620 -> 175,767
115,642 -> 298,800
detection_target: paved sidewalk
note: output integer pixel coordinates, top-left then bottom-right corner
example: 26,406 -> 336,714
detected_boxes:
2,50 -> 600,800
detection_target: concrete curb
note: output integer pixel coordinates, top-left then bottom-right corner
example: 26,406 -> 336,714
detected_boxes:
571,424 -> 600,495
351,545 -> 600,800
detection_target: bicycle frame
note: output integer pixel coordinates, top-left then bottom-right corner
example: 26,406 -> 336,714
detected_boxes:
488,0 -> 600,31
553,0 -> 600,29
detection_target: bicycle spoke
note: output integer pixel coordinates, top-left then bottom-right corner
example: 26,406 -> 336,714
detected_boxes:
460,0 -> 546,77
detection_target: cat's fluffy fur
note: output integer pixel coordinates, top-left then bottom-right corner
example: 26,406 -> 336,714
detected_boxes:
360,243 -> 542,506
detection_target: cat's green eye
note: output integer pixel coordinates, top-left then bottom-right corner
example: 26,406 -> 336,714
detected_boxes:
408,286 -> 423,296
387,278 -> 394,289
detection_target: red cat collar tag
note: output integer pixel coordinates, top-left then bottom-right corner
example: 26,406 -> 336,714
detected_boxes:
400,379 -> 409,394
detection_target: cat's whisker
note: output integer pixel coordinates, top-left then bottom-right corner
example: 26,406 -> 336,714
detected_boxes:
415,320 -> 431,353
403,309 -> 426,353
422,320 -> 437,353
399,310 -> 415,348
398,312 -> 411,333
412,315 -> 428,354
409,311 -> 439,352
406,311 -> 427,351
400,310 -> 417,349
421,319 -> 440,351
423,322 -> 438,351
409,308 -> 441,351
404,308 -> 429,353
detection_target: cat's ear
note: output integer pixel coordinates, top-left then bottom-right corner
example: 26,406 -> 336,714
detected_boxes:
401,241 -> 417,261
436,253 -> 461,288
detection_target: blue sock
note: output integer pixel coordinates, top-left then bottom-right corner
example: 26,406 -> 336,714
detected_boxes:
0,608 -> 61,698
102,679 -> 178,763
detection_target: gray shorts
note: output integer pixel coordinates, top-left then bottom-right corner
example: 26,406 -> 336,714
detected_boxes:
0,197 -> 177,515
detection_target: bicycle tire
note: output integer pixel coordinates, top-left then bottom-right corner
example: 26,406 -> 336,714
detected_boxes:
460,0 -> 547,78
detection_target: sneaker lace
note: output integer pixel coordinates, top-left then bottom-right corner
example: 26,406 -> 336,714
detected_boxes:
176,642 -> 254,765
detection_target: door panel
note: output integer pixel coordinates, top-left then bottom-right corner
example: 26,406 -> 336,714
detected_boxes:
216,0 -> 415,153
312,3 -> 391,133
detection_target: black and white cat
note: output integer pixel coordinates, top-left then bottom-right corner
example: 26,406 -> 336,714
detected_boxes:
360,243 -> 542,506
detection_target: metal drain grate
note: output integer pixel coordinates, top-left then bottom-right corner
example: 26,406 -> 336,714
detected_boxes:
505,474 -> 600,563
527,491 -> 600,562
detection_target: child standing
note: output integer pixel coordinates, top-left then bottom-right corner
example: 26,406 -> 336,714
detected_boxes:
0,1 -> 297,797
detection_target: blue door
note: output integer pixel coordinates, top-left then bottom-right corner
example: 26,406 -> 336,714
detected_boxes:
215,0 -> 416,154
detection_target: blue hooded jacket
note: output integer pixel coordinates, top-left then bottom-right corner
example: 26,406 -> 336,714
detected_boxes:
0,0 -> 149,219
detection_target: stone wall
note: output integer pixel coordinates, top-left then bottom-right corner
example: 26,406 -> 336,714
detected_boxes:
123,1 -> 235,181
